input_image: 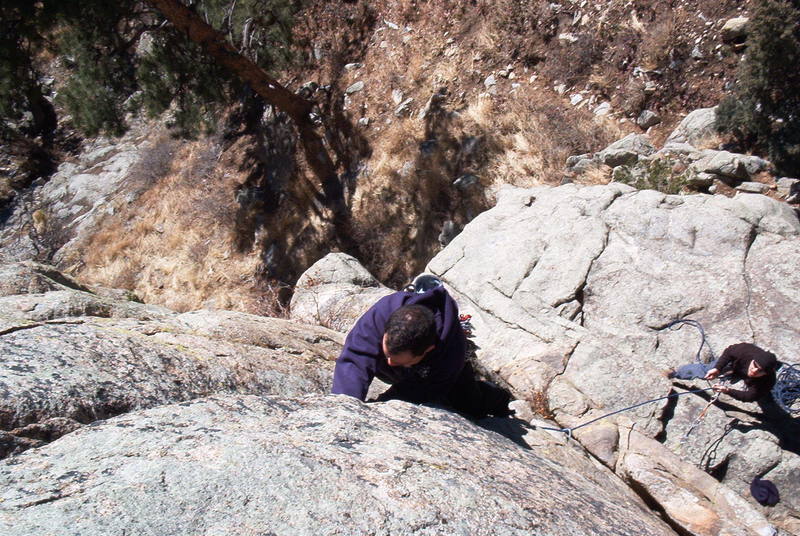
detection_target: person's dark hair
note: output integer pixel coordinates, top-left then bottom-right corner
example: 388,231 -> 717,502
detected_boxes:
755,351 -> 778,373
384,305 -> 437,355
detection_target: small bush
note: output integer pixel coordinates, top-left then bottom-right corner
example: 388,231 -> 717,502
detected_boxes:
613,158 -> 685,194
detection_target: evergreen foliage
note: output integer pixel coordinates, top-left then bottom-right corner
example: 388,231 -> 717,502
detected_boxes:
716,0 -> 800,176
0,0 -> 299,140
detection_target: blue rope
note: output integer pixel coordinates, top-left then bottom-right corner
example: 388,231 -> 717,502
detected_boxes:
536,387 -> 716,438
664,319 -> 715,364
773,363 -> 800,416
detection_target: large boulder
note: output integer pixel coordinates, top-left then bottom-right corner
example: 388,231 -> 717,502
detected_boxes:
665,108 -> 718,147
0,394 -> 676,536
598,134 -> 656,167
617,424 -> 776,536
290,252 -> 393,332
690,150 -> 770,182
425,183 -> 799,533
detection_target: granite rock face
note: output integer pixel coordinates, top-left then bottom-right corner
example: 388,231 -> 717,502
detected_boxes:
0,122 -> 165,264
0,394 -> 676,536
0,264 -> 343,457
424,183 -> 799,534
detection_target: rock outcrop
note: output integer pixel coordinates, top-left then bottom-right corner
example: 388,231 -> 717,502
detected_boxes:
566,107 -> 792,201
0,262 -> 343,458
290,252 -> 393,331
0,394 -> 676,536
296,183 -> 799,535
0,121 -> 165,264
426,183 -> 799,534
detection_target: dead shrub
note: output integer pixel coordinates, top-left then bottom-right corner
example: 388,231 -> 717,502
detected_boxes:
530,390 -> 555,419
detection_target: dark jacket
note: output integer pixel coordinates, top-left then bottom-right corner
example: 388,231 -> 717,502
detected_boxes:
331,285 -> 466,402
714,343 -> 777,402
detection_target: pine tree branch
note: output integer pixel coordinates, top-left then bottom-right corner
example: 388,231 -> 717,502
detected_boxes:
144,0 -> 347,219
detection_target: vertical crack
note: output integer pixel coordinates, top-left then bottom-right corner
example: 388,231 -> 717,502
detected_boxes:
742,228 -> 757,341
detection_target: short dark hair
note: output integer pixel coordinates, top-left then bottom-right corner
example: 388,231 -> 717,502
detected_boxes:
384,305 -> 437,355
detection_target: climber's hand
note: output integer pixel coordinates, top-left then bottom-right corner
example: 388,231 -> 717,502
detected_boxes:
704,368 -> 720,380
712,384 -> 730,393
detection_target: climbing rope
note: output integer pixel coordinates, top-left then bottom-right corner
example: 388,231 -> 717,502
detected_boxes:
679,389 -> 722,445
664,318 -> 715,364
534,387 -> 716,440
773,363 -> 800,416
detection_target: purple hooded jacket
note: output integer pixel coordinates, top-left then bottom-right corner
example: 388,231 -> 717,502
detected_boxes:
331,285 -> 466,402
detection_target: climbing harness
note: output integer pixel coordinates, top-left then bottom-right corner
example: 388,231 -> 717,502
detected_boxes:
459,314 -> 474,337
773,363 -> 800,416
535,387 -> 717,440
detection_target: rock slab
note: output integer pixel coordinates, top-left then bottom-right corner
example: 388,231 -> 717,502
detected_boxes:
0,394 -> 675,536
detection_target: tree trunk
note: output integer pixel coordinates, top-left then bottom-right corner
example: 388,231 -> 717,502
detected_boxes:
145,0 -> 346,216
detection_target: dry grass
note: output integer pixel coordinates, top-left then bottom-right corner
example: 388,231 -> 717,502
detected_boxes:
530,390 -> 555,419
78,139 -> 278,314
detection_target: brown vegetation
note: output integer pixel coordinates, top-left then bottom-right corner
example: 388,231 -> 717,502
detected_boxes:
61,0 -> 756,313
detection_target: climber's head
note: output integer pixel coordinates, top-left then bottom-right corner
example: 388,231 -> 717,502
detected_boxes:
382,305 -> 436,368
748,352 -> 777,378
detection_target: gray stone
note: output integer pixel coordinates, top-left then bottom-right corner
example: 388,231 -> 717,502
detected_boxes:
594,102 -> 611,116
566,154 -> 593,168
0,261 -> 90,297
572,158 -> 599,174
776,177 -> 799,198
0,394 -> 676,536
666,107 -> 718,146
685,171 -> 716,189
484,74 -> 497,88
438,220 -> 459,246
345,81 -> 364,94
739,154 -> 770,175
394,97 -> 414,117
736,182 -> 769,194
357,117 -> 370,127
453,174 -> 479,189
391,88 -> 404,105
721,17 -> 750,43
637,110 -> 661,129
691,150 -> 751,180
598,134 -> 656,167
344,62 -> 363,71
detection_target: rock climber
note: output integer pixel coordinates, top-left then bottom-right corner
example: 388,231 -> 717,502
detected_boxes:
331,279 -> 511,418
669,342 -> 778,402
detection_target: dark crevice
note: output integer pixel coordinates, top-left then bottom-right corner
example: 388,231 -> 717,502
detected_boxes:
653,388 -> 678,443
706,456 -> 731,481
625,478 -> 696,536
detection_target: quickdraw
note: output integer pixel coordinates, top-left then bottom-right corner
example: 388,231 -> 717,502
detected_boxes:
459,314 -> 474,337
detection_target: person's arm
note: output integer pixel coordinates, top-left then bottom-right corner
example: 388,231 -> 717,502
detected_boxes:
714,376 -> 774,402
708,345 -> 736,379
331,298 -> 393,400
